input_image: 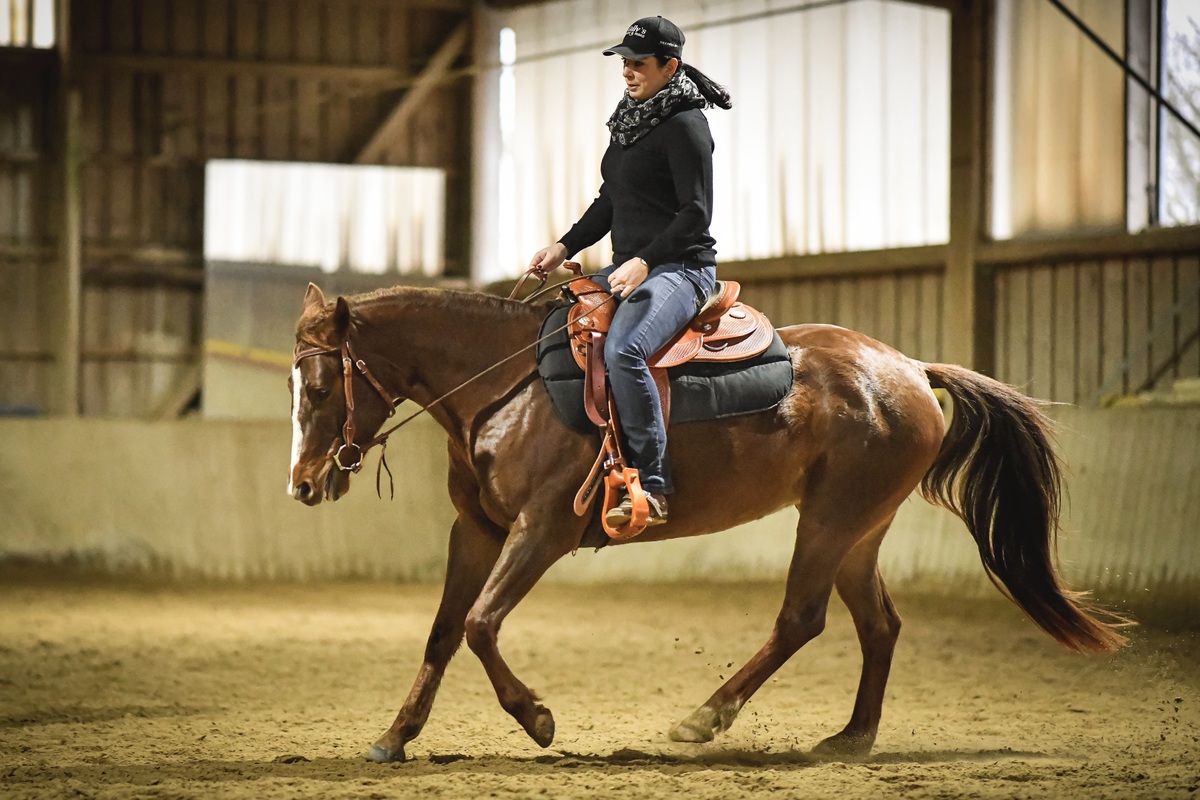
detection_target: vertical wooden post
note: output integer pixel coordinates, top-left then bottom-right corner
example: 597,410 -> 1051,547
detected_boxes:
51,0 -> 82,415
943,0 -> 991,372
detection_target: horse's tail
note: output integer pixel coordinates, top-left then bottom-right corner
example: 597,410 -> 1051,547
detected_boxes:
920,363 -> 1131,653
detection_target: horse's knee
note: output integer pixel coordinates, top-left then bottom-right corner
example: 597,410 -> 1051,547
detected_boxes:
464,609 -> 495,656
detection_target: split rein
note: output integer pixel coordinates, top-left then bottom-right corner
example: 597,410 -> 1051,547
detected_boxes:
293,264 -> 611,499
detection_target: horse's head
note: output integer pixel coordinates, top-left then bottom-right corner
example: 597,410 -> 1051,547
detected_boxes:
287,284 -> 399,505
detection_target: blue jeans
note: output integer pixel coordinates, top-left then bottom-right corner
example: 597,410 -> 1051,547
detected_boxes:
591,262 -> 717,495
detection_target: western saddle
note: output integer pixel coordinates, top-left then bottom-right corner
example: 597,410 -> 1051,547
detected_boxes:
547,263 -> 775,541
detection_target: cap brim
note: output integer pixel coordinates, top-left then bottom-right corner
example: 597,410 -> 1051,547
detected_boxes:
602,44 -> 655,58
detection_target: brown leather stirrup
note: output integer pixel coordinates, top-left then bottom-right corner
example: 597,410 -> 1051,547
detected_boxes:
599,398 -> 652,541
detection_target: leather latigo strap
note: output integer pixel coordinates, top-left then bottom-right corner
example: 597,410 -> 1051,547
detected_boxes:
567,277 -> 618,429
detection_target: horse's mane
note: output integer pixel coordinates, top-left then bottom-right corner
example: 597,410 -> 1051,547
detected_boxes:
296,285 -> 540,344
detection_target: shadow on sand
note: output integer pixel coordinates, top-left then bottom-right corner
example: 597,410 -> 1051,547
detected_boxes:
6,745 -> 1054,789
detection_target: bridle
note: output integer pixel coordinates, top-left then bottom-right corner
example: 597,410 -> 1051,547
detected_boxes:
292,264 -> 614,498
293,338 -> 403,476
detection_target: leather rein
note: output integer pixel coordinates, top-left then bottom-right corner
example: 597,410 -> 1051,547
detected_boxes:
293,265 -> 612,498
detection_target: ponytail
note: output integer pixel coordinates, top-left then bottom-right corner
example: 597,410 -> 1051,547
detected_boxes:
681,62 -> 732,110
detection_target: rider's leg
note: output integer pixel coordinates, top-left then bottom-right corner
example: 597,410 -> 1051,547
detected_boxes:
602,265 -> 713,496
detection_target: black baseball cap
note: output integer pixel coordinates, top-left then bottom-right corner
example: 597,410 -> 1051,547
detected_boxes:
602,16 -> 685,61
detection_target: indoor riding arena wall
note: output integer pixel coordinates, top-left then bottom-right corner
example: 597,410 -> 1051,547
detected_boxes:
3,407 -> 1200,800
2,406 -> 1197,613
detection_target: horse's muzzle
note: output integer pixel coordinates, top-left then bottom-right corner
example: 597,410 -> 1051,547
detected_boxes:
291,460 -> 350,505
293,479 -> 320,505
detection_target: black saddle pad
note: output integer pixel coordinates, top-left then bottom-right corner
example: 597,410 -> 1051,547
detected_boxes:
536,304 -> 794,434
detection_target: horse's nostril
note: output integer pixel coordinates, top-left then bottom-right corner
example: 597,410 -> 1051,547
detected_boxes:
294,481 -> 314,502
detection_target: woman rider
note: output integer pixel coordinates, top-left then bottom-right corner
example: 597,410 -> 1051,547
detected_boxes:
528,16 -> 732,528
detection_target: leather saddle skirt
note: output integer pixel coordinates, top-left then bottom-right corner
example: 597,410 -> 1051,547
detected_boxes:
536,302 -> 795,435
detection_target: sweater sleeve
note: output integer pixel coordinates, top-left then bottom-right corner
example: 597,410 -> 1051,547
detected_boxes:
636,115 -> 714,267
557,184 -> 613,258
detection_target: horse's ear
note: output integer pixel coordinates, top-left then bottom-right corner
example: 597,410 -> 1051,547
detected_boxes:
302,282 -> 326,312
333,296 -> 352,337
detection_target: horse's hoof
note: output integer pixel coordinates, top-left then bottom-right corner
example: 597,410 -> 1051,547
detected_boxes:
530,706 -> 555,748
366,742 -> 407,763
668,706 -> 720,743
812,731 -> 875,759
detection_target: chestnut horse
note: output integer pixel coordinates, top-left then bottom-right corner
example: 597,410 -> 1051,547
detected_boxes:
287,282 -> 1126,763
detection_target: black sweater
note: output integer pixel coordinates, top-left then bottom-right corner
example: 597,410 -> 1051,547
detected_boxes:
558,108 -> 717,269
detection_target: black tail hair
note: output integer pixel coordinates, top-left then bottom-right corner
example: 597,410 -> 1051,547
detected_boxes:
921,363 -> 1133,653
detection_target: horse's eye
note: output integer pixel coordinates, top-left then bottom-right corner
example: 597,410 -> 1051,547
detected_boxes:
308,386 -> 331,403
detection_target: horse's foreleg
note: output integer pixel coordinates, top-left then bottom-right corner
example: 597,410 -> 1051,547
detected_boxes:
669,517 -> 850,744
367,512 -> 504,763
812,518 -> 900,757
463,513 -> 580,749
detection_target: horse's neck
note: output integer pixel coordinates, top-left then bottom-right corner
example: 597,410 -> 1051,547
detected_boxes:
359,291 -> 540,430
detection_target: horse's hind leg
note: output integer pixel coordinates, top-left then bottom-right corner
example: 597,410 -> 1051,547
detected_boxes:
669,512 -> 853,744
367,510 -> 504,763
812,516 -> 901,757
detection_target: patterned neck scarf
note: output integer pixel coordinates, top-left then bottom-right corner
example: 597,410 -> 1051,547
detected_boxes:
606,70 -> 707,148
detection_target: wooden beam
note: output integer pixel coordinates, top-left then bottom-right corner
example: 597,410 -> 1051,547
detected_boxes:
355,21 -> 470,164
0,241 -> 54,260
247,0 -> 470,10
47,0 -> 82,416
74,53 -> 409,84
720,245 -> 948,283
151,363 -> 203,420
942,0 -> 988,371
84,261 -> 204,289
978,225 -> 1200,265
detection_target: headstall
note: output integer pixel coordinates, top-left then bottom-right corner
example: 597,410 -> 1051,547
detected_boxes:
293,338 -> 401,476
292,264 -> 612,499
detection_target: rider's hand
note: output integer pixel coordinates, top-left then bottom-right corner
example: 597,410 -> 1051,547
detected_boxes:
529,243 -> 568,273
607,257 -> 650,298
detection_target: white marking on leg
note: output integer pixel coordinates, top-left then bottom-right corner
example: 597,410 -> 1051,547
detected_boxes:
288,365 -> 303,495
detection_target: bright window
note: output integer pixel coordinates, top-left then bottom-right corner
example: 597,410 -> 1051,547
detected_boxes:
0,0 -> 55,48
1161,0 -> 1200,226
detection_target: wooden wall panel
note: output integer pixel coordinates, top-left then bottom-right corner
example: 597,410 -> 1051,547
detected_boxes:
739,269 -> 945,363
1148,257 -> 1175,389
1052,266 -> 1076,401
1,0 -> 472,417
1077,261 -> 1102,399
293,1 -> 324,162
1125,257 -> 1152,392
1100,258 -> 1126,394
993,249 -> 1200,405
1179,255 -> 1200,378
0,60 -> 53,414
